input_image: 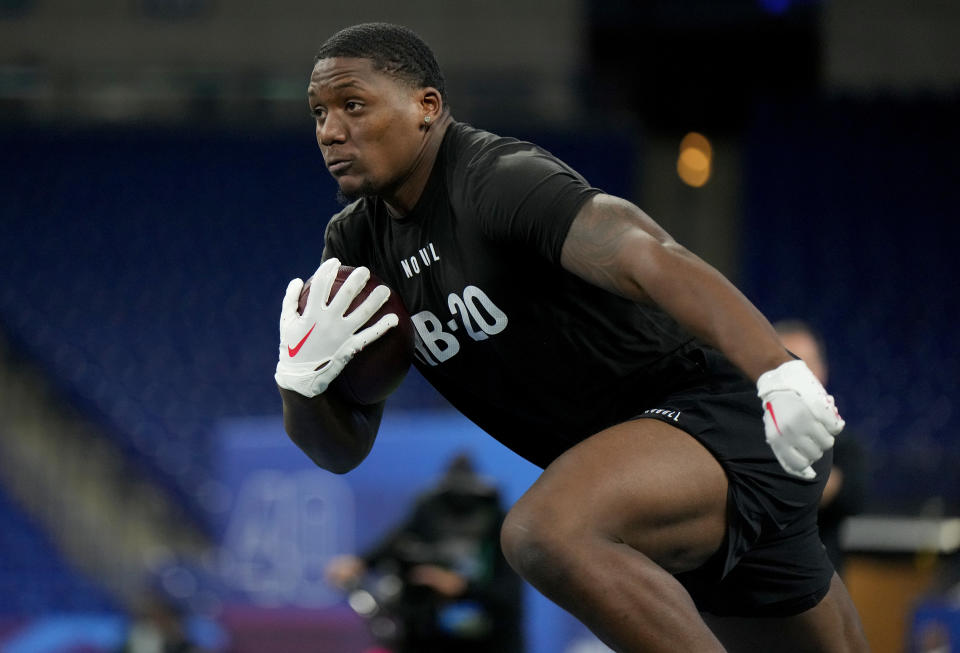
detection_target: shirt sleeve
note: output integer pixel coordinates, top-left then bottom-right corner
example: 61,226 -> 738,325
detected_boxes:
452,137 -> 602,265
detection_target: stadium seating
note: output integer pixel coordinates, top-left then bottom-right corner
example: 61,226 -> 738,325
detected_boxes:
0,478 -> 116,613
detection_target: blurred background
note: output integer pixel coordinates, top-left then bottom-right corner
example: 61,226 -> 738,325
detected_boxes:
1,1 -> 958,652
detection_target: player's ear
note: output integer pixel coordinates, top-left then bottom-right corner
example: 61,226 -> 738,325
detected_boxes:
419,87 -> 442,126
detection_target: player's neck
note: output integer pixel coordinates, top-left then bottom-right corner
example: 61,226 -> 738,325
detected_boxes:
383,113 -> 452,218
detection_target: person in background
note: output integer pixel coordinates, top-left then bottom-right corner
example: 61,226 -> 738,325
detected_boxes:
325,454 -> 524,653
774,319 -> 868,576
118,591 -> 206,653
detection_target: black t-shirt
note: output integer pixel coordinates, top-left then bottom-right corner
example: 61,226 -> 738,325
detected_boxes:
324,122 -> 698,467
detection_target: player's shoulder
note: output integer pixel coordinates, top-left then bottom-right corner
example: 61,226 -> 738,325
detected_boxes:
444,121 -> 549,171
443,121 -> 585,205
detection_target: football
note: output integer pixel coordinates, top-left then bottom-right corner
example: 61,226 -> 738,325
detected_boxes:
298,265 -> 414,405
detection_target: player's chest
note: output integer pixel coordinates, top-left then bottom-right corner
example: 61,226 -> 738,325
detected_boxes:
378,224 -> 522,368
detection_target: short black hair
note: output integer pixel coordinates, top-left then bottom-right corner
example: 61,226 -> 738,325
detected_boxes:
315,23 -> 446,101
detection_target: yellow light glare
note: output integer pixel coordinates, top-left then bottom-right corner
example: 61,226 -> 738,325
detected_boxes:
680,147 -> 710,171
677,132 -> 712,188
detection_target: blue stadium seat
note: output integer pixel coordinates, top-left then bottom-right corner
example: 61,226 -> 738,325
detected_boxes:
0,481 -> 116,613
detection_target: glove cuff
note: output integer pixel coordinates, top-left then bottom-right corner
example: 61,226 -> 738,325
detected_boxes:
756,359 -> 817,399
275,368 -> 329,398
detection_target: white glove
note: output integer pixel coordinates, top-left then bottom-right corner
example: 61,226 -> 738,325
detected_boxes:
756,359 -> 845,480
275,258 -> 398,397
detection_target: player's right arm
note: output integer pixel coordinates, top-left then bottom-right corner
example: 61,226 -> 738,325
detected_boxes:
275,257 -> 396,473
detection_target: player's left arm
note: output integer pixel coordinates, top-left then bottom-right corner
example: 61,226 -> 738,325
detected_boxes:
560,193 -> 844,479
561,194 -> 784,380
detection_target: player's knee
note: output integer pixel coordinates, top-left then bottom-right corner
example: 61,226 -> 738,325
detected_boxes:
500,510 -> 544,579
500,503 -> 575,586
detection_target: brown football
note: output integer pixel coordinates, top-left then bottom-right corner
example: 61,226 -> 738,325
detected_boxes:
299,265 -> 414,404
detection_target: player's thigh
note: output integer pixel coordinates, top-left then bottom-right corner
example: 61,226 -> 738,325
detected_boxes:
702,573 -> 870,653
505,418 -> 729,573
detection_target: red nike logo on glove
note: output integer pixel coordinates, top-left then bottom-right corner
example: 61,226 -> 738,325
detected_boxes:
766,402 -> 782,435
287,323 -> 316,357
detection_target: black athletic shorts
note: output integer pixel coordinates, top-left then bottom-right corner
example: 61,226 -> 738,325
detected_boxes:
636,345 -> 835,618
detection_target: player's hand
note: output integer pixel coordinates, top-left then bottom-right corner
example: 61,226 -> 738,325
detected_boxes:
275,258 -> 398,397
756,359 -> 845,480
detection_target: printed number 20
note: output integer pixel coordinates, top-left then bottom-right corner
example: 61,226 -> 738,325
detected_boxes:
448,286 -> 507,341
412,285 -> 508,366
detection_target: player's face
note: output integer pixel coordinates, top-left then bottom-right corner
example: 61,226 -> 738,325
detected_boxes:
308,57 -> 427,200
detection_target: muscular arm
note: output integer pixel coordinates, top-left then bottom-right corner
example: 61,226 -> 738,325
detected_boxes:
279,385 -> 384,474
560,194 -> 791,382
